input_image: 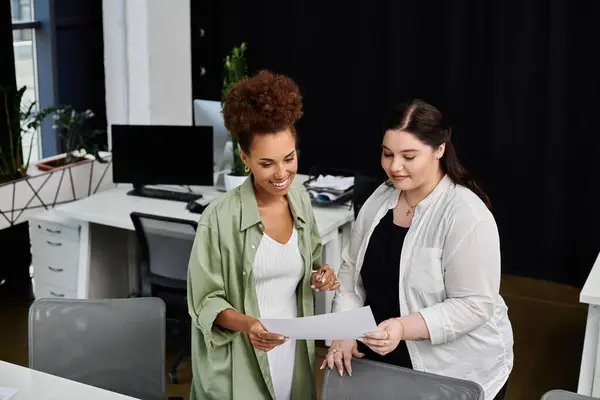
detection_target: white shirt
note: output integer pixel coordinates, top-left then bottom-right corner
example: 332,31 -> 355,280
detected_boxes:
253,228 -> 304,400
332,175 -> 514,399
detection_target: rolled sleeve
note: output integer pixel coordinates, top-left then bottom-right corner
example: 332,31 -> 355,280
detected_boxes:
187,224 -> 238,349
331,290 -> 364,313
418,305 -> 447,345
196,296 -> 238,348
419,218 -> 500,345
331,215 -> 366,313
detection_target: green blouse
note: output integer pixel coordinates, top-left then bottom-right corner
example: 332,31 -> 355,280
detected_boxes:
187,177 -> 323,400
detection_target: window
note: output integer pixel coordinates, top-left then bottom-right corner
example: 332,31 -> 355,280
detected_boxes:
11,0 -> 41,162
11,0 -> 32,22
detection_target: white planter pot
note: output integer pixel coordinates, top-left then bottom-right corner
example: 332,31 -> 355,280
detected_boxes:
224,174 -> 248,191
0,151 -> 114,231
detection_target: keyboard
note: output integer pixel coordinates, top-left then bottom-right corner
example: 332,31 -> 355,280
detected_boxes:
127,187 -> 203,203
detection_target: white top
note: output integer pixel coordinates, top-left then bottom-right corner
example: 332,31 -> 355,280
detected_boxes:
0,360 -> 137,400
253,228 -> 304,400
332,176 -> 514,400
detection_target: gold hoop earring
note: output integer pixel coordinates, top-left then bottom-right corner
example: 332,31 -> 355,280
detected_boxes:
244,165 -> 250,174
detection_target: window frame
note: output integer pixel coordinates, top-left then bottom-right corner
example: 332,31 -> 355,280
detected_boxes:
11,0 -> 58,159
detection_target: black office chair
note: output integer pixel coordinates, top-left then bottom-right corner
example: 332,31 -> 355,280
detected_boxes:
353,173 -> 384,219
322,358 -> 484,400
130,212 -> 197,384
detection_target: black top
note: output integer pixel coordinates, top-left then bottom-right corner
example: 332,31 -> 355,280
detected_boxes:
358,208 -> 413,369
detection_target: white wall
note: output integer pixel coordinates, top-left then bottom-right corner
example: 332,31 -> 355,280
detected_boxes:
102,0 -> 193,149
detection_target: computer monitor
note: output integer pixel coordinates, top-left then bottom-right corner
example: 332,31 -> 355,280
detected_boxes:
192,99 -> 233,173
111,124 -> 214,190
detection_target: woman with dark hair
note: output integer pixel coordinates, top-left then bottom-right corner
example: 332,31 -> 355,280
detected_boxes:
323,99 -> 513,399
187,70 -> 339,400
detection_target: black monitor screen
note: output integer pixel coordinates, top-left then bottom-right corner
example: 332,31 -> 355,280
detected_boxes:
111,124 -> 214,186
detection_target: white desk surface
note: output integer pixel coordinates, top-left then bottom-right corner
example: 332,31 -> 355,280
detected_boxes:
0,361 -> 138,400
581,252 -> 600,305
51,178 -> 354,239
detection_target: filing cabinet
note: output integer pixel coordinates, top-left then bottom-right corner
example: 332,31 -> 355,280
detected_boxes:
29,213 -> 81,299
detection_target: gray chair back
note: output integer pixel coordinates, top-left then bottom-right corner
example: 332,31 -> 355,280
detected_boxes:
542,390 -> 600,399
28,297 -> 166,400
322,358 -> 484,400
130,212 -> 197,293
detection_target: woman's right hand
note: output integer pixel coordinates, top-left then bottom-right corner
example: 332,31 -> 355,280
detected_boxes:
247,318 -> 288,352
320,340 -> 364,376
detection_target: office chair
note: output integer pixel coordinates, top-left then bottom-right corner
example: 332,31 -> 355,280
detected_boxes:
321,358 -> 484,400
130,212 -> 197,384
28,297 -> 182,400
353,173 -> 384,219
541,390 -> 600,399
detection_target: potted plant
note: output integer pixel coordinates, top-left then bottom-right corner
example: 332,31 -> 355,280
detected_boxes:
0,85 -> 54,184
221,42 -> 250,191
36,105 -> 106,171
0,87 -> 114,231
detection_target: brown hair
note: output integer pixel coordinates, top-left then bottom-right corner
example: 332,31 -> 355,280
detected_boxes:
384,99 -> 491,209
222,70 -> 303,153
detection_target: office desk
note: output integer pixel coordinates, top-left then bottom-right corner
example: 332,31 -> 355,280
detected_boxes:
578,252 -> 600,396
28,177 -> 354,316
0,361 -> 137,400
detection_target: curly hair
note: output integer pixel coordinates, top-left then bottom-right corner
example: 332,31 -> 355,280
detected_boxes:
222,70 -> 303,153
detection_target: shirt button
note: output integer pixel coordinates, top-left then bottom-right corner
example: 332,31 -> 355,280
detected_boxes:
243,271 -> 246,275
252,245 -> 256,249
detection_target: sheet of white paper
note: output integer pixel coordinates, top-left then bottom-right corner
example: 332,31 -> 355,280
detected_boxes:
0,386 -> 19,400
261,306 -> 377,340
306,175 -> 355,191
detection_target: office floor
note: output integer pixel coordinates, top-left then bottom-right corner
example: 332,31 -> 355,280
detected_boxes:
0,274 -> 588,400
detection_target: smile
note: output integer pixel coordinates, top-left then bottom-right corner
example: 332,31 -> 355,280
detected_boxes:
271,178 -> 290,189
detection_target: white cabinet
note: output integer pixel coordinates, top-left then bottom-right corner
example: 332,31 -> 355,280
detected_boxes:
29,210 -> 134,301
29,213 -> 81,300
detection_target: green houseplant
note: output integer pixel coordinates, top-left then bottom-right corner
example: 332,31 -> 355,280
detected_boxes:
0,85 -> 55,184
221,42 -> 250,190
36,105 -> 106,171
0,87 -> 114,231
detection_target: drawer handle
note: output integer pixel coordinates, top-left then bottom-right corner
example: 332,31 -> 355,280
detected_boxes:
48,266 -> 64,273
50,291 -> 65,297
46,228 -> 61,234
46,240 -> 62,247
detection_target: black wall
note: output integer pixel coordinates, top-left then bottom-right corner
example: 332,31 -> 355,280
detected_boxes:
1,0 -> 17,152
0,0 -> 32,309
191,0 -> 600,288
54,0 -> 107,152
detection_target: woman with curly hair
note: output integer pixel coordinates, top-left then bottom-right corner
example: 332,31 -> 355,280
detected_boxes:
187,70 -> 339,400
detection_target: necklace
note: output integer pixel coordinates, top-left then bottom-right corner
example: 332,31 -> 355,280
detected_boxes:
403,192 -> 419,216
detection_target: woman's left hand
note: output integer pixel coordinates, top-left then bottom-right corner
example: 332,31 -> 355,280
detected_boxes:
311,264 -> 340,291
359,318 -> 404,356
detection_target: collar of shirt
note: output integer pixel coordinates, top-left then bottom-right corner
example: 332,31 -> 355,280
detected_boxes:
384,174 -> 454,214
